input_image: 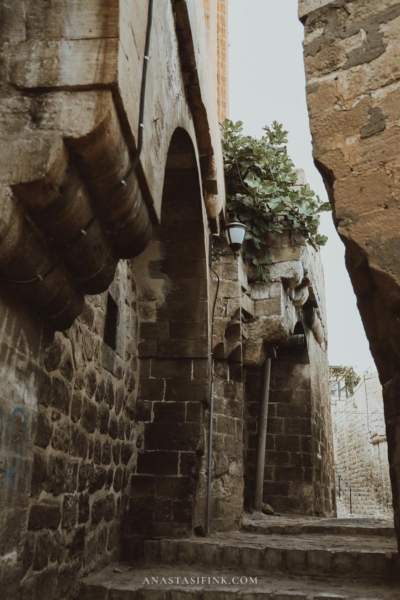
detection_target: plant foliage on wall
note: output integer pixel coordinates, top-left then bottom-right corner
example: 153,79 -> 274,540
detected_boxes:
329,365 -> 361,397
221,119 -> 331,281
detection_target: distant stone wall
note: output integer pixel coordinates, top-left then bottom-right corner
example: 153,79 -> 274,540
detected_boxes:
331,372 -> 393,517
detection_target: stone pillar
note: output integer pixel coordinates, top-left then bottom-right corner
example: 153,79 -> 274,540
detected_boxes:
208,253 -> 246,531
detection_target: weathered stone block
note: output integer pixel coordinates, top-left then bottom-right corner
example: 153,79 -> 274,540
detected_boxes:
262,547 -> 284,570
35,407 -> 53,448
67,526 -> 85,559
138,340 -> 157,357
113,467 -> 123,492
275,467 -> 305,483
241,546 -> 261,571
94,438 -> 102,465
151,359 -> 192,380
180,453 -> 198,477
62,494 -> 78,529
158,338 -> 208,359
91,498 -> 105,525
153,401 -> 186,423
171,499 -> 193,525
137,451 -> 179,476
33,530 -> 51,572
44,454 -> 68,495
50,376 -> 71,415
95,379 -> 106,404
284,418 -> 312,436
169,320 -> 208,340
85,368 -> 98,399
28,503 -> 61,531
186,401 -> 202,422
102,439 -> 112,465
105,494 -> 116,521
254,298 -> 282,317
277,403 -> 311,419
267,418 -> 284,435
44,339 -> 64,372
144,422 -> 201,452
52,419 -> 71,453
71,392 -> 83,422
81,398 -> 98,433
138,379 -> 165,401
165,379 -> 208,402
157,300 -> 208,322
266,451 -> 290,467
78,493 -> 90,524
89,466 -> 106,494
155,476 -> 194,499
78,462 -> 94,492
216,415 -> 236,436
120,442 -> 132,465
109,416 -> 119,439
97,402 -> 110,434
140,322 -> 169,341
118,418 -> 125,441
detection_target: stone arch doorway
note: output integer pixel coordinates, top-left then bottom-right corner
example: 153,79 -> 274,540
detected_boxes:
127,128 -> 210,539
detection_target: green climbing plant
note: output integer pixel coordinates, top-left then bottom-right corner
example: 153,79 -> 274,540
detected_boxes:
329,365 -> 361,397
221,119 -> 331,281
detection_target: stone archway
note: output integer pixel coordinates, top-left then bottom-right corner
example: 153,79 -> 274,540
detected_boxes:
125,128 -> 210,540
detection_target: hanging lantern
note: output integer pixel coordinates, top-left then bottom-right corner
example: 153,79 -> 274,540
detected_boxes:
224,213 -> 247,256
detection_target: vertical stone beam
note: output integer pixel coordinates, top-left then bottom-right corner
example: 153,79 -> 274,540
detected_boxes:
217,0 -> 229,122
300,0 -> 400,545
202,0 -> 229,122
209,254 -> 245,531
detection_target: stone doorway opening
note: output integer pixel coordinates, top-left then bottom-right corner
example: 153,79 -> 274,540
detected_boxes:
124,128 -> 210,543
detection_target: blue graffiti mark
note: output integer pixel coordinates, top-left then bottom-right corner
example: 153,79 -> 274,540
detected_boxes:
5,407 -> 28,481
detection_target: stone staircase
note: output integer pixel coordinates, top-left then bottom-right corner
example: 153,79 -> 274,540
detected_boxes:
79,516 -> 400,600
336,492 -> 393,520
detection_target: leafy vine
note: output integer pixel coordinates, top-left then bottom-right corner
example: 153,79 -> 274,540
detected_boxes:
221,119 -> 331,281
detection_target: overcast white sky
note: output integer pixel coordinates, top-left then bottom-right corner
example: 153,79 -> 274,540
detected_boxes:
229,0 -> 374,374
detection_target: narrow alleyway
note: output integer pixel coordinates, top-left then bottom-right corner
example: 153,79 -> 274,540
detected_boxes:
80,515 -> 399,599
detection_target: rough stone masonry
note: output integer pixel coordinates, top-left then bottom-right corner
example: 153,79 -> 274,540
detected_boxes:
300,0 -> 400,548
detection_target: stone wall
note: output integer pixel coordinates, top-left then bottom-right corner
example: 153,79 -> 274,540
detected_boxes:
300,0 -> 400,546
331,371 -> 393,517
243,230 -> 334,516
0,262 -> 140,599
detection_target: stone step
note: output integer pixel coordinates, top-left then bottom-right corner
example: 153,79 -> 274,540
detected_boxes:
124,532 -> 399,581
241,515 -> 396,538
79,564 -> 400,600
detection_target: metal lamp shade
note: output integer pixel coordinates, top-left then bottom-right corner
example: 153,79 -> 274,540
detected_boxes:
224,216 -> 247,253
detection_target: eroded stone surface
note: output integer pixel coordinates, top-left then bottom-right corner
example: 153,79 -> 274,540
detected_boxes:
300,0 -> 400,549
